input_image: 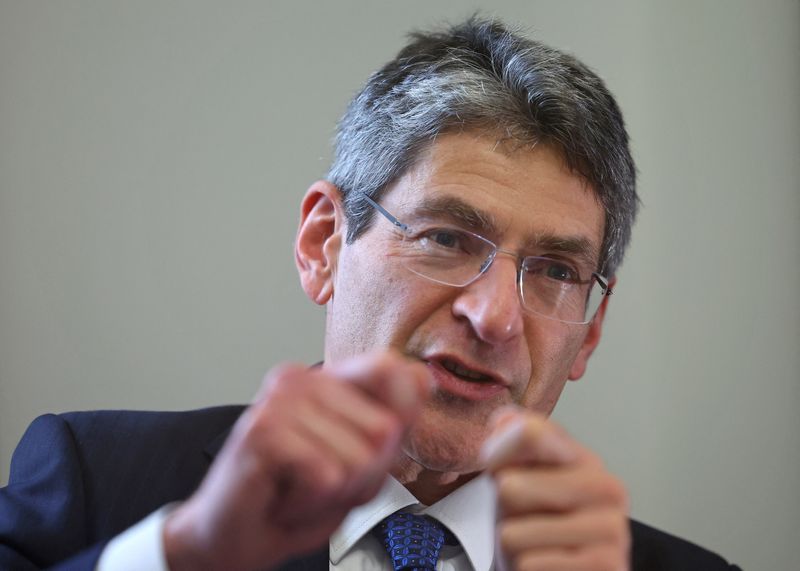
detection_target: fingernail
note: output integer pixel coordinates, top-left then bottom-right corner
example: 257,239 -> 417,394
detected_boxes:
489,406 -> 521,429
479,418 -> 524,467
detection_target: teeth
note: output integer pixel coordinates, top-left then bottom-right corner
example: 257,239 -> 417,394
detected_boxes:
443,359 -> 490,381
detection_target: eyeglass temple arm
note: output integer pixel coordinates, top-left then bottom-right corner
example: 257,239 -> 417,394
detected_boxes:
363,194 -> 410,232
594,273 -> 612,295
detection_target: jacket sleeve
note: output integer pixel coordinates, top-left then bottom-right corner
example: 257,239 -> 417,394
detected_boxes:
0,414 -> 108,570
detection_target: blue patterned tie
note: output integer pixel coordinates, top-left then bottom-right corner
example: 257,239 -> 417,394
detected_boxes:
375,512 -> 447,570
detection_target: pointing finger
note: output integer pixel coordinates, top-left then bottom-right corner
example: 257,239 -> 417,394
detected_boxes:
326,350 -> 432,422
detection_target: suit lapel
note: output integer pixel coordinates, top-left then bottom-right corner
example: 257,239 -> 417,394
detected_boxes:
204,424 -> 235,460
275,546 -> 330,570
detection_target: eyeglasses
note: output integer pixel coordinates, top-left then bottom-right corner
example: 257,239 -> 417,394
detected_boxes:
363,195 -> 611,325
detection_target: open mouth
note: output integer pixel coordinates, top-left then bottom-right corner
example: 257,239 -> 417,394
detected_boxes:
440,358 -> 494,383
424,356 -> 508,401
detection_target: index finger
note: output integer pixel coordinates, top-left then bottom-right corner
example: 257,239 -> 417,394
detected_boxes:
324,350 -> 432,423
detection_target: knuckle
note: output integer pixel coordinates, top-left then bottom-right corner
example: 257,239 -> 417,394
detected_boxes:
583,546 -> 623,571
604,475 -> 628,505
266,362 -> 300,381
519,415 -> 548,443
494,471 -> 521,509
347,444 -> 376,473
366,413 -> 400,445
311,460 -> 346,496
614,512 -> 632,550
549,488 -> 575,511
594,511 -> 630,552
261,362 -> 308,392
604,513 -> 626,544
497,520 -> 519,555
585,472 -> 627,505
495,470 -> 512,496
584,450 -> 607,470
234,408 -> 272,450
514,552 -> 542,571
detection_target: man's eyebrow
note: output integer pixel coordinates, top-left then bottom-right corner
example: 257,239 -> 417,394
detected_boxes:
408,195 -> 601,270
527,234 -> 600,270
410,196 -> 498,234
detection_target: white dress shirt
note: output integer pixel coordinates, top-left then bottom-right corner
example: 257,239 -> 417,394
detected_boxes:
97,476 -> 497,571
332,474 -> 496,570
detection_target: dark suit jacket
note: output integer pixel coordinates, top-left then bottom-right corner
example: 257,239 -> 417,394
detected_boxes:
0,407 -> 741,570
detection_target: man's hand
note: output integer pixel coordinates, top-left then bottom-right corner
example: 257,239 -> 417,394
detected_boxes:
162,351 -> 431,571
483,410 -> 630,571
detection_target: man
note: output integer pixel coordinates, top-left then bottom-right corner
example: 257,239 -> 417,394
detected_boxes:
0,18 -> 739,571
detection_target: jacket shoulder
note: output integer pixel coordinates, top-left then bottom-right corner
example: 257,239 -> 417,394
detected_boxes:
0,405 -> 245,569
6,406 -> 246,547
631,519 -> 741,570
57,405 -> 246,522
58,404 -> 246,449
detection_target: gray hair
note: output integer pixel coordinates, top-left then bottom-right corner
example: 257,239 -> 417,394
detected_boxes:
327,17 -> 638,277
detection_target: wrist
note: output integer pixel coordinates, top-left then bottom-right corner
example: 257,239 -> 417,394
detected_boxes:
162,504 -> 220,571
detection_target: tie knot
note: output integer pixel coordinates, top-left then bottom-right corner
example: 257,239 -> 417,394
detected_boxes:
374,512 -> 447,570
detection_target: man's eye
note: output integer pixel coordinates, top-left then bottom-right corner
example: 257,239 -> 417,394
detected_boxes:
524,258 -> 580,282
419,229 -> 462,249
545,263 -> 574,281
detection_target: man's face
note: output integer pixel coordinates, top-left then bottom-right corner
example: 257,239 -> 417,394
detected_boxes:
320,132 -> 606,474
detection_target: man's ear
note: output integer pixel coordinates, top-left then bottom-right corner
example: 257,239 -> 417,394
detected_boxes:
295,180 -> 344,305
568,277 -> 616,381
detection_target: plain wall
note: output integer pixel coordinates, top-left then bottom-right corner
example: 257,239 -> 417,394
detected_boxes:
1,1 -> 798,569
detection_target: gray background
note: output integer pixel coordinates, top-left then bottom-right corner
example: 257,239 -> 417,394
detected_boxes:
1,1 -> 798,569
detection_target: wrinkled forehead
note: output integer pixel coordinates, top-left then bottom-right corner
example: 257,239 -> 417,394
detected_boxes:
388,131 -> 598,209
378,132 -> 606,264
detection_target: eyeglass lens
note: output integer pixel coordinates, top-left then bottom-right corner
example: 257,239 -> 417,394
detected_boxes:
396,226 -> 603,324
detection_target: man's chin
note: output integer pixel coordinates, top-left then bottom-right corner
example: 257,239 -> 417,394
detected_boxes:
413,454 -> 485,475
401,425 -> 489,475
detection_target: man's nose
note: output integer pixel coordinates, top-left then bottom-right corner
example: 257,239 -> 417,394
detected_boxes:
451,254 -> 524,345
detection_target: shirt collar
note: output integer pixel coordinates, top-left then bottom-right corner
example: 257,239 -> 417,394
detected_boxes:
329,474 -> 496,571
422,474 -> 496,571
330,477 -> 417,564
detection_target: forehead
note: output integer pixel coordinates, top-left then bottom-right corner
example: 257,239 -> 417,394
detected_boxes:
380,133 -> 605,259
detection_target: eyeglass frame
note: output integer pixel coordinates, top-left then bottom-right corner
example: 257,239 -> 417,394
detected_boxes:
361,194 -> 612,325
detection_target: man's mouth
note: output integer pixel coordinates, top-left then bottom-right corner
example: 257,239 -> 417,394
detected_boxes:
424,355 -> 509,401
440,358 -> 493,383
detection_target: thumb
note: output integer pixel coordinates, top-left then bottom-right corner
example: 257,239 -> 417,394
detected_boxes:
480,408 -> 578,469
